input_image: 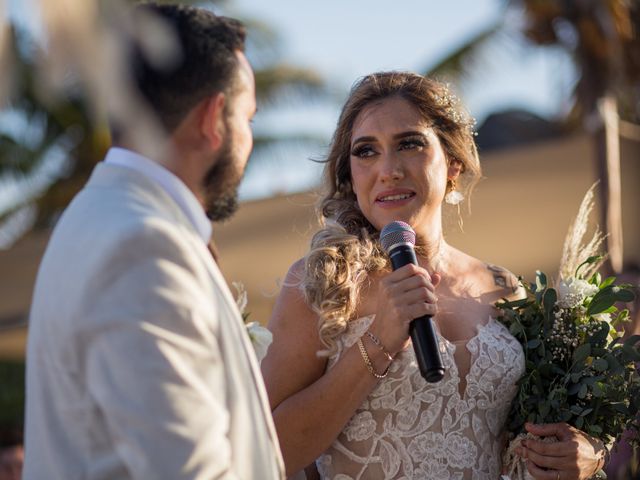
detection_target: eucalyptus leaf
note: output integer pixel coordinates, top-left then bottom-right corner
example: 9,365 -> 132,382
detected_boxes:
540,401 -> 550,417
510,322 -> 524,336
606,355 -> 624,375
609,402 -> 629,413
621,345 -> 640,362
592,383 -> 604,398
527,339 -> 542,349
573,343 -> 591,364
592,358 -> 608,371
543,288 -> 557,319
588,425 -> 603,435
623,335 -> 640,348
578,384 -> 588,399
614,288 -> 635,303
599,277 -> 616,289
567,383 -> 581,395
559,410 -> 572,422
587,287 -> 617,316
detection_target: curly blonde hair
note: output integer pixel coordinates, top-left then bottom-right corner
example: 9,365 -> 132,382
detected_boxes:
301,72 -> 481,356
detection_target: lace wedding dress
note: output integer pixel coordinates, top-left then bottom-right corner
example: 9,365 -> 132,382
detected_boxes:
316,315 -> 525,480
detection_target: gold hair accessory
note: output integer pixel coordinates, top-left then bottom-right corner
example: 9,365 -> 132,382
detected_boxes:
357,337 -> 389,379
432,83 -> 477,137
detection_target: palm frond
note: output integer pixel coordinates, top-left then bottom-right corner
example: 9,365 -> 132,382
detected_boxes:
423,22 -> 503,80
255,64 -> 325,103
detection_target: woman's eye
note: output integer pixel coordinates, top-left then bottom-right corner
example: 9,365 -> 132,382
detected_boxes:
351,145 -> 376,158
399,138 -> 427,151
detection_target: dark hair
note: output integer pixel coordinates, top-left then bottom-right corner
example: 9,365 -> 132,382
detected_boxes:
127,3 -> 246,133
0,426 -> 23,449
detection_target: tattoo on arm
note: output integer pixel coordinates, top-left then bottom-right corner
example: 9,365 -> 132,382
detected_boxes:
487,264 -> 518,294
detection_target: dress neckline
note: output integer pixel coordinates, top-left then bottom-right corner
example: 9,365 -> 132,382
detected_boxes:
347,315 -> 503,400
350,314 -> 497,348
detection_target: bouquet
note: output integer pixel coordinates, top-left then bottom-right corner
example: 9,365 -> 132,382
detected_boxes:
496,186 -> 640,479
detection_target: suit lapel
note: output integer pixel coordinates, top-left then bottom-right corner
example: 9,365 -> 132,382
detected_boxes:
197,246 -> 284,470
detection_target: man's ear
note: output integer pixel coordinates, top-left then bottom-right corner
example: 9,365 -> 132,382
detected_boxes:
200,92 -> 226,151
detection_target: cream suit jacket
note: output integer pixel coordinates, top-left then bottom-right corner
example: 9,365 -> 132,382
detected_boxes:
23,162 -> 285,479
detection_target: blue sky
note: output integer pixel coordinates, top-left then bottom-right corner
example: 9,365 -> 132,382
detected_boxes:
2,0 -> 576,203
220,0 -> 575,199
226,0 -> 574,122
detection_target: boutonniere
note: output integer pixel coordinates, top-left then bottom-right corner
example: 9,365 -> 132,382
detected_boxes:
232,282 -> 273,363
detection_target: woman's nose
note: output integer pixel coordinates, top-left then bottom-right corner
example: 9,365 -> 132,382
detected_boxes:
379,153 -> 404,182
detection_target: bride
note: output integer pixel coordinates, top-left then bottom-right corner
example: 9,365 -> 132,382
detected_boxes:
261,72 -> 604,480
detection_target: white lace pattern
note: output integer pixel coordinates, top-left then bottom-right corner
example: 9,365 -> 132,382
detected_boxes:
316,316 -> 525,480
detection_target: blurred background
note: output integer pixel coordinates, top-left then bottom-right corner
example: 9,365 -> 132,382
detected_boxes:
0,0 -> 639,477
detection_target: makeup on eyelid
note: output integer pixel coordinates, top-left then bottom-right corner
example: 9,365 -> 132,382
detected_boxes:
350,133 -> 431,158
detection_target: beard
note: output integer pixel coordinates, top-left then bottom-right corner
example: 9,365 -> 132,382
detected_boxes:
202,135 -> 244,222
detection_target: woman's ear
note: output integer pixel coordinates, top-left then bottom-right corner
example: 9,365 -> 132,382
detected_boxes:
200,92 -> 226,151
447,159 -> 463,181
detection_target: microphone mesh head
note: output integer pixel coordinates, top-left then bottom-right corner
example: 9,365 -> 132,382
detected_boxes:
380,221 -> 416,253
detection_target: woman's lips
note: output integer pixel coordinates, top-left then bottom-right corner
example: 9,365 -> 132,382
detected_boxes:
375,190 -> 416,207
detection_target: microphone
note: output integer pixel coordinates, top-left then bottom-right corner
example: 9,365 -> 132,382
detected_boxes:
380,221 -> 445,383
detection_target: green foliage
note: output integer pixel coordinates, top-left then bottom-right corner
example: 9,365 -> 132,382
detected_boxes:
0,361 -> 25,429
496,256 -> 640,448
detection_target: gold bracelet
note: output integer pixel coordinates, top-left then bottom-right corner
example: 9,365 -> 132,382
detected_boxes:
357,338 -> 389,379
365,331 -> 395,362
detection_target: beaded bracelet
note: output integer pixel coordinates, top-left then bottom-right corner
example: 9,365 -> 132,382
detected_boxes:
365,331 -> 395,362
357,338 -> 389,379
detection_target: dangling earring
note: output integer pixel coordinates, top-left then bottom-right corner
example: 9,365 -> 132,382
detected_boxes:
445,178 -> 464,205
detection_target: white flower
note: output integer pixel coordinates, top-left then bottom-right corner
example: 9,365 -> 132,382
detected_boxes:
593,313 -> 612,324
246,321 -> 273,363
232,281 -> 273,362
557,277 -> 599,308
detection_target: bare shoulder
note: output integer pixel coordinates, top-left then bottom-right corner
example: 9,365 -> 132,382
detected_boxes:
484,263 -> 525,301
446,247 -> 524,302
261,258 -> 327,409
267,258 -> 318,341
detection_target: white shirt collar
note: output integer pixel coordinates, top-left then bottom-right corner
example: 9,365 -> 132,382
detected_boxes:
104,147 -> 212,244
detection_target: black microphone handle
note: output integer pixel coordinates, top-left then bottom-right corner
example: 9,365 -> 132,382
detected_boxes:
410,315 -> 445,383
388,244 -> 445,383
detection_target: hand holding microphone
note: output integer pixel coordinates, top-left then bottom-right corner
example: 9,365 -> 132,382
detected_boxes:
379,221 -> 445,383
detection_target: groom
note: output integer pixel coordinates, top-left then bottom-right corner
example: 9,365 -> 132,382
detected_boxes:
23,3 -> 284,479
